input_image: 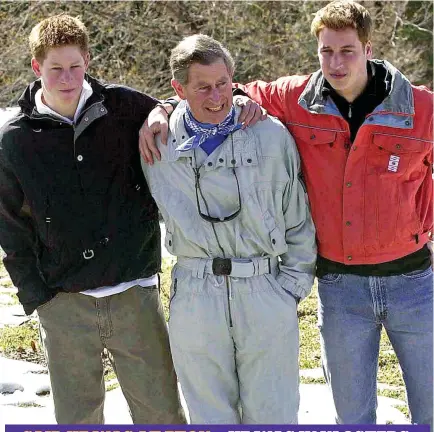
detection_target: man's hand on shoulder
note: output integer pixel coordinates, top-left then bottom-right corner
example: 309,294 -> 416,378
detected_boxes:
234,95 -> 267,128
139,102 -> 174,165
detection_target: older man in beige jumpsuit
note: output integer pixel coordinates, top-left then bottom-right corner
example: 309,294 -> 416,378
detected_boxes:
141,34 -> 316,424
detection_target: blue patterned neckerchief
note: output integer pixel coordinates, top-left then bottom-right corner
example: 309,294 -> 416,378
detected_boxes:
176,104 -> 242,152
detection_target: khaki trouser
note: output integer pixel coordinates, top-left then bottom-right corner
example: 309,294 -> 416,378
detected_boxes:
38,285 -> 185,424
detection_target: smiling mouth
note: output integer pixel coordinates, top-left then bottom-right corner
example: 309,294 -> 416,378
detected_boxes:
207,104 -> 224,112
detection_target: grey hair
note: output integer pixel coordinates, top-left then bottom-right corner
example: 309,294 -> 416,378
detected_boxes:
170,34 -> 235,85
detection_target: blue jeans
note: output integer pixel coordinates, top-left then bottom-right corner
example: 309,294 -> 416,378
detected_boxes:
318,267 -> 433,427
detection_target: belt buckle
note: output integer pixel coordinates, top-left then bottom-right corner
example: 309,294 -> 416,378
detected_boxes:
212,258 -> 232,276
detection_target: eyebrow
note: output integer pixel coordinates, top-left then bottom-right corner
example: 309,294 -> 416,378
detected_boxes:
49,61 -> 81,66
195,77 -> 228,86
320,44 -> 356,49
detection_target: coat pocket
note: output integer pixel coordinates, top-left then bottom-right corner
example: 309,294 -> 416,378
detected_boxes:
263,210 -> 287,253
364,134 -> 431,248
165,228 -> 174,254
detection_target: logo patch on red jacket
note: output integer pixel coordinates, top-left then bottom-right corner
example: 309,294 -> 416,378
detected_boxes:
387,155 -> 400,172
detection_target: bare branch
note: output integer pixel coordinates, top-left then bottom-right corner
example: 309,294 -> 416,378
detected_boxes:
402,20 -> 433,36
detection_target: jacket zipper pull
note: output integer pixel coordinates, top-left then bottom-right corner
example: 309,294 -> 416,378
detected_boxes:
348,104 -> 352,119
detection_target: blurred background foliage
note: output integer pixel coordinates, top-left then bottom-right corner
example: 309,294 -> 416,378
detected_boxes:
0,1 -> 432,106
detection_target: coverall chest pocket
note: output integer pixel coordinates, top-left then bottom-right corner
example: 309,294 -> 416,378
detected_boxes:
364,134 -> 431,248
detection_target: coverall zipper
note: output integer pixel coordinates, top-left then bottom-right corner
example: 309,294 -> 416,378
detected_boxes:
225,276 -> 233,328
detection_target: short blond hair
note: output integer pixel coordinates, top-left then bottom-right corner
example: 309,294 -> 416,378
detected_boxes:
311,1 -> 372,45
29,14 -> 89,63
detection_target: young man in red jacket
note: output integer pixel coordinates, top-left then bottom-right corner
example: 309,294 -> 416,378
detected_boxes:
140,0 -> 433,426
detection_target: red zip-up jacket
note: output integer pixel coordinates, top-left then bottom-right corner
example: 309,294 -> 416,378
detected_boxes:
236,60 -> 433,265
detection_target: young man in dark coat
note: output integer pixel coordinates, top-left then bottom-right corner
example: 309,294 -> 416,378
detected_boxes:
0,14 -> 185,424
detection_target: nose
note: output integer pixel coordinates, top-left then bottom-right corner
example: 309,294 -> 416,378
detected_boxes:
60,69 -> 72,83
329,53 -> 343,70
210,87 -> 220,102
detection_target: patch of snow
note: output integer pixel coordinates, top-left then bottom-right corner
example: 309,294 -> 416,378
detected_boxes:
0,108 -> 19,128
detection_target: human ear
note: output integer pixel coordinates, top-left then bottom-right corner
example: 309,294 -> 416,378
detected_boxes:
171,79 -> 187,100
31,58 -> 42,77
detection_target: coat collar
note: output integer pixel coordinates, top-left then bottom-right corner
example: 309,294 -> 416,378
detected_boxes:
298,59 -> 414,116
161,100 -> 260,171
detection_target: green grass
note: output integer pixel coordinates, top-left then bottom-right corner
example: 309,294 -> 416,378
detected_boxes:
106,382 -> 120,392
0,253 -> 13,285
395,404 -> 410,419
298,282 -> 321,370
378,332 -> 405,387
159,256 -> 176,321
378,388 -> 406,401
300,376 -> 326,384
16,402 -> 43,408
0,292 -> 19,305
0,277 -> 14,288
378,386 -> 408,419
0,320 -> 39,356
0,258 -> 8,276
11,292 -> 19,304
104,370 -> 117,381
